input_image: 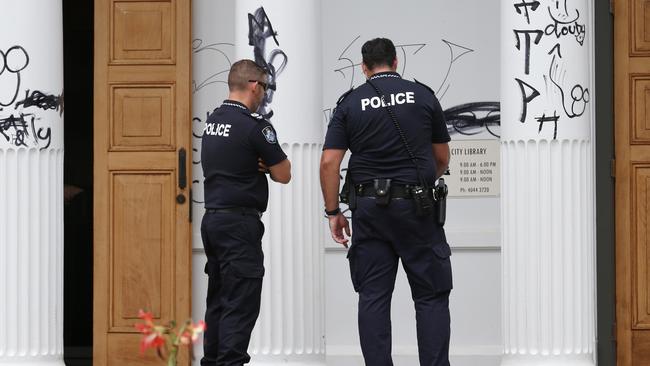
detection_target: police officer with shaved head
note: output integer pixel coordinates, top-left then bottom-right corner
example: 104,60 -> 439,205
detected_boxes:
201,59 -> 291,366
320,38 -> 452,366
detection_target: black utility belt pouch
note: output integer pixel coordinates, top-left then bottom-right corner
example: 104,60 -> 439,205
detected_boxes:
411,185 -> 433,217
373,178 -> 392,206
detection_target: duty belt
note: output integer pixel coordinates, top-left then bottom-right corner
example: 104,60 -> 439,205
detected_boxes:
356,184 -> 430,200
205,207 -> 262,218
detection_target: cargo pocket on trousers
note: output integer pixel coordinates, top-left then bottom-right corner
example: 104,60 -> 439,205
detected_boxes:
228,220 -> 265,279
229,245 -> 265,279
347,246 -> 360,292
432,242 -> 453,293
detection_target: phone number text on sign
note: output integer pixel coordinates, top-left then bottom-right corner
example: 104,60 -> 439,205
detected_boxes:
446,140 -> 500,197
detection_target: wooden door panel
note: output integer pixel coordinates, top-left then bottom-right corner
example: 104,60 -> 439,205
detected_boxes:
633,165 -> 650,329
111,85 -> 175,150
95,0 -> 190,365
632,0 -> 650,55
107,333 -> 165,366
632,330 -> 650,363
112,1 -> 174,64
631,75 -> 650,143
110,173 -> 174,331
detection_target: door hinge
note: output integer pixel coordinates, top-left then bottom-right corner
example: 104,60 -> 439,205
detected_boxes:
611,159 -> 616,179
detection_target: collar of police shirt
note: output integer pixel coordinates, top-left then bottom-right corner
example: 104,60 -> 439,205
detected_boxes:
221,100 -> 249,111
368,71 -> 401,81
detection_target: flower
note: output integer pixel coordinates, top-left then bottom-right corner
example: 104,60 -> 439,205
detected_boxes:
134,309 -> 206,366
179,320 -> 207,345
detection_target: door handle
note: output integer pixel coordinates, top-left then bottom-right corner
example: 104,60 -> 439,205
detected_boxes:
177,148 -> 187,204
178,148 -> 187,189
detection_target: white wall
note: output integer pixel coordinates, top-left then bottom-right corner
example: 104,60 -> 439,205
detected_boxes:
192,1 -> 502,365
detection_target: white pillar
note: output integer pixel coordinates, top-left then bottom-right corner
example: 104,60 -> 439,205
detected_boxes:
0,1 -> 65,366
500,1 -> 595,365
235,1 -> 325,365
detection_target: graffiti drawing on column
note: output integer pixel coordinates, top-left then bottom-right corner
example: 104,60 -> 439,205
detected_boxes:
514,77 -> 540,122
548,54 -> 589,119
544,1 -> 585,46
513,29 -> 543,75
0,45 -> 63,150
514,0 -> 540,24
511,0 -> 590,140
248,6 -> 287,119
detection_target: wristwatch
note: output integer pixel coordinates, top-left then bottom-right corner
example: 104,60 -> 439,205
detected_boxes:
325,207 -> 341,216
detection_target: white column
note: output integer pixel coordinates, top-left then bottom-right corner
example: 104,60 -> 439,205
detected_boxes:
0,1 -> 65,366
500,1 -> 595,365
235,1 -> 325,365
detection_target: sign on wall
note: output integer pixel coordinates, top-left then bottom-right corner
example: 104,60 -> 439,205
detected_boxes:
447,140 -> 500,197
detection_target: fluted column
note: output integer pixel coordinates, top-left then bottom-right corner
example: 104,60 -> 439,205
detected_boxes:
235,1 -> 326,364
500,1 -> 595,365
0,1 -> 65,365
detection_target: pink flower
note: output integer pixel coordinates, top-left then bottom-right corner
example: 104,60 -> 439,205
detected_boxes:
179,320 -> 206,345
133,308 -> 206,364
140,331 -> 166,354
189,320 -> 207,341
134,309 -> 166,354
138,309 -> 154,324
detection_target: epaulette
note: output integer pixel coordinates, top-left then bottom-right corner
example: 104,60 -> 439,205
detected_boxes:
249,112 -> 265,121
336,88 -> 354,106
414,78 -> 435,96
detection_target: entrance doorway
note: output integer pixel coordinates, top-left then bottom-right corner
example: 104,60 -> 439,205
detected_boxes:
62,0 -> 94,365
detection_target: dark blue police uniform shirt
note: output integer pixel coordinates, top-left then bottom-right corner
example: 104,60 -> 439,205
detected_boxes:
323,71 -> 450,185
202,100 -> 287,212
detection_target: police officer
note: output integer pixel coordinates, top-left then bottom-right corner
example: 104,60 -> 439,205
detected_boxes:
320,38 -> 452,366
201,59 -> 291,366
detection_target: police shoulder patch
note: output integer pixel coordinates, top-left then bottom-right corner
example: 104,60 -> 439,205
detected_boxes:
414,78 -> 435,96
261,125 -> 277,144
336,88 -> 355,106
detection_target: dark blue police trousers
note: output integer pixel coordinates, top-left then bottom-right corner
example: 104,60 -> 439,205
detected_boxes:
200,211 -> 265,366
349,197 -> 453,366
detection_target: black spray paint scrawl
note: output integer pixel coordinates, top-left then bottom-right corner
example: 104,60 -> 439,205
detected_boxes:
0,45 -> 63,150
248,6 -> 287,120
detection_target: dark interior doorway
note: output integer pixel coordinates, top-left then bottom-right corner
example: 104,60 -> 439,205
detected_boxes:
62,1 -> 93,365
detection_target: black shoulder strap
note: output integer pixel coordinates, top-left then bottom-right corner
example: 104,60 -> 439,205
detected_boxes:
336,88 -> 354,105
414,78 -> 435,96
366,79 -> 429,189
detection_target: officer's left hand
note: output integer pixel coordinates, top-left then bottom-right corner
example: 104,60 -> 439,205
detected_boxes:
258,158 -> 270,174
328,213 -> 351,248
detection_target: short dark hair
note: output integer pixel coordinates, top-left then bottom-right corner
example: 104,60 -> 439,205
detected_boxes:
361,38 -> 396,70
228,59 -> 267,92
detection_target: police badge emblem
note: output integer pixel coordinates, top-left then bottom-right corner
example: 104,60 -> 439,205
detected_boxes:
262,126 -> 277,144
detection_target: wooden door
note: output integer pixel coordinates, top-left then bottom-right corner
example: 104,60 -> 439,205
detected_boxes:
615,0 -> 650,364
93,0 -> 192,365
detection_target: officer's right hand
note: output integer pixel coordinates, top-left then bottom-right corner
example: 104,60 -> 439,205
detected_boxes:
328,213 -> 351,248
